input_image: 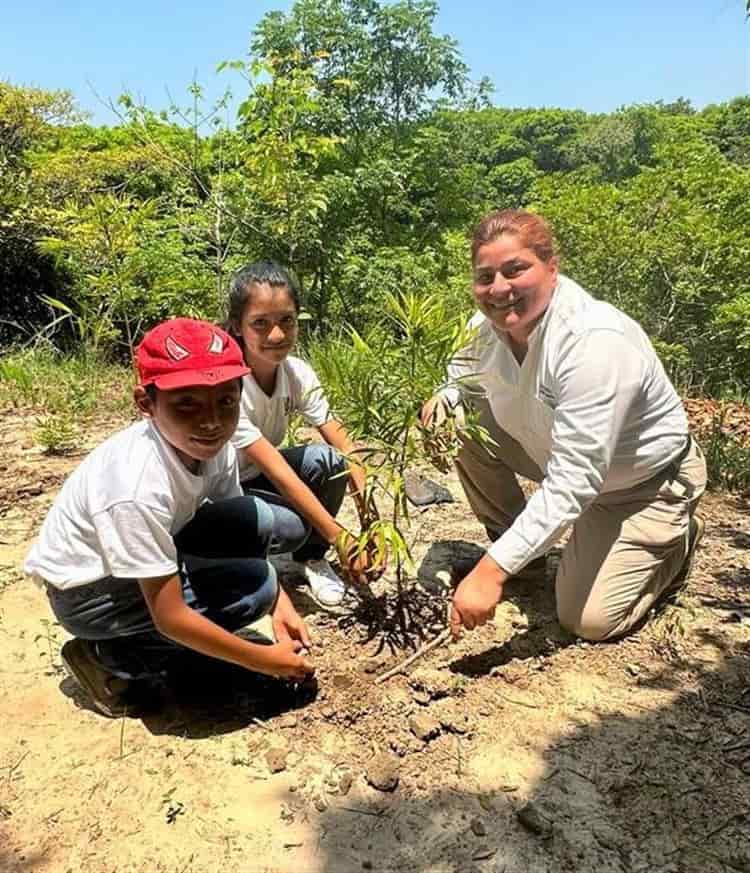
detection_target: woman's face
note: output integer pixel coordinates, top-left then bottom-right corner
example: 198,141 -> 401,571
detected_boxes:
472,234 -> 558,343
238,283 -> 299,370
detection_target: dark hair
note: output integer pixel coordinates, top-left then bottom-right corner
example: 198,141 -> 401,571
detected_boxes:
225,261 -> 301,336
471,209 -> 557,265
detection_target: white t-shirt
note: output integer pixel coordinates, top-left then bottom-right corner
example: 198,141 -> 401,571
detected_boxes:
441,274 -> 689,576
231,356 -> 332,481
24,420 -> 241,590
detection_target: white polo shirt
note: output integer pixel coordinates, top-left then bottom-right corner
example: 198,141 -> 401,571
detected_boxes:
231,356 -> 332,482
24,420 -> 242,589
441,274 -> 689,576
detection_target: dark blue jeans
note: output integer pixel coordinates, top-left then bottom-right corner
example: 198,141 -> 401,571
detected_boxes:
47,495 -> 278,679
243,444 -> 348,562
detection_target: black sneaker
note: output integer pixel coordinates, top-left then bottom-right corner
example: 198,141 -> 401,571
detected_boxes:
61,638 -> 158,718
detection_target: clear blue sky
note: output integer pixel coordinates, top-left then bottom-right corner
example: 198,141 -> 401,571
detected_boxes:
2,0 -> 748,125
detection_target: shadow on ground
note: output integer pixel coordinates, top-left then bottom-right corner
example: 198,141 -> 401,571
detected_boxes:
308,627 -> 750,873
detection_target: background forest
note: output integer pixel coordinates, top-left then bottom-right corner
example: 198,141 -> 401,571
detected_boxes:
1,0 -> 749,424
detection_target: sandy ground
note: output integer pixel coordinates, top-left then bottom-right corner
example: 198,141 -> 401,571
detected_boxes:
1,406 -> 749,873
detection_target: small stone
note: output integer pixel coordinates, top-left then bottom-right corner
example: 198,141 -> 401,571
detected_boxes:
338,771 -> 353,796
470,818 -> 487,837
625,663 -> 640,677
363,660 -> 381,674
516,802 -> 552,837
408,713 -> 442,742
478,793 -> 495,812
411,689 -> 432,706
321,705 -> 336,720
278,714 -> 298,728
365,752 -> 400,792
313,794 -> 328,812
471,846 -> 497,861
433,700 -> 470,735
389,739 -> 408,758
265,748 -> 288,774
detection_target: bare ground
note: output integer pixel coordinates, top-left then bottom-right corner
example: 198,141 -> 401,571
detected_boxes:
0,404 -> 748,873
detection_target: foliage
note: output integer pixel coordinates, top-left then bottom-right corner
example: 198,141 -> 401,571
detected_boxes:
702,416 -> 750,492
0,0 -> 749,409
309,289 -> 488,631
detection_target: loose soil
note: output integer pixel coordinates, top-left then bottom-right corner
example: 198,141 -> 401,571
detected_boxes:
0,402 -> 748,873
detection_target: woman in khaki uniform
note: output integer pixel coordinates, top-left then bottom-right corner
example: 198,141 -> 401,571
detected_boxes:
422,209 -> 706,642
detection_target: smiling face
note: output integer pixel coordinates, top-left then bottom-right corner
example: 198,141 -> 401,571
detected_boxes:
472,233 -> 559,344
135,380 -> 242,471
237,283 -> 299,373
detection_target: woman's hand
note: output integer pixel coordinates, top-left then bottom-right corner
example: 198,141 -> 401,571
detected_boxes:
271,587 -> 312,648
420,395 -> 465,474
450,554 -> 508,640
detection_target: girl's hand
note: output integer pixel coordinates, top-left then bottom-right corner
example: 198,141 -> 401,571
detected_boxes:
420,394 -> 450,429
336,531 -> 386,585
271,587 -> 312,648
257,639 -> 315,681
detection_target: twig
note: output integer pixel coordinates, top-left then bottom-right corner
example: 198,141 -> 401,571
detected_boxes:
5,750 -> 29,785
338,806 -> 387,817
497,691 -> 540,709
374,628 -> 451,684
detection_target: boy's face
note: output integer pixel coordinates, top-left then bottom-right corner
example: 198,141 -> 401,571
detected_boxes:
135,380 -> 242,470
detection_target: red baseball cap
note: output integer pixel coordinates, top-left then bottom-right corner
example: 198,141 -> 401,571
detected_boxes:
136,318 -> 250,390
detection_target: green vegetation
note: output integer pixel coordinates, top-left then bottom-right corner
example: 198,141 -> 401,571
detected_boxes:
1,0 -> 749,476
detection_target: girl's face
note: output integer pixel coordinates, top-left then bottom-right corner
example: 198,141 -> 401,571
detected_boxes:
238,283 -> 299,370
472,234 -> 558,343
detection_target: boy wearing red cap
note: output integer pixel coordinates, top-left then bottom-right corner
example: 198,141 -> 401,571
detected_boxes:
25,318 -> 314,717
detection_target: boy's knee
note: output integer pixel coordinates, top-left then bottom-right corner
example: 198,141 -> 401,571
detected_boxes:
254,499 -> 277,549
256,564 -> 279,614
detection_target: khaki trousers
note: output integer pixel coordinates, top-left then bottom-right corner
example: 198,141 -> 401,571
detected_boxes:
455,398 -> 707,641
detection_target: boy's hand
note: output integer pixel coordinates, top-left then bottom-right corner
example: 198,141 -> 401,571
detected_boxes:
450,554 -> 507,640
260,639 -> 315,680
272,587 -> 312,648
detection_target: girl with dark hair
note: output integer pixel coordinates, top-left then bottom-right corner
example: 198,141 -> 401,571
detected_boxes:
226,261 -> 379,608
422,210 -> 707,642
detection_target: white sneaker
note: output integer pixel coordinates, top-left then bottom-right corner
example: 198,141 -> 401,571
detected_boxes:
303,559 -> 346,608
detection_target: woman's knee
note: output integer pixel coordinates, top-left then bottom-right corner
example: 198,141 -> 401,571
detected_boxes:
557,604 -> 614,642
556,573 -> 617,642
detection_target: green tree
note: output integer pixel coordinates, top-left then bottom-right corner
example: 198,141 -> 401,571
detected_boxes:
251,0 -> 470,146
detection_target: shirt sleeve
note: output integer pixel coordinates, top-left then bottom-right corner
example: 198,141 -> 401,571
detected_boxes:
488,328 -> 646,575
230,400 -> 263,450
439,314 -> 485,407
93,501 -> 179,580
295,364 -> 332,426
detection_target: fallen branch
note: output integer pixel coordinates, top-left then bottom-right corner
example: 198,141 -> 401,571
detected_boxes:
374,627 -> 451,685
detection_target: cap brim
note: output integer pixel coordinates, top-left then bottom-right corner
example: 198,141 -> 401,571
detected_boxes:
147,365 -> 250,390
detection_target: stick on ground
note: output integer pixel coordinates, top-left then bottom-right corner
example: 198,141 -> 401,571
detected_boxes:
374,627 -> 452,684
